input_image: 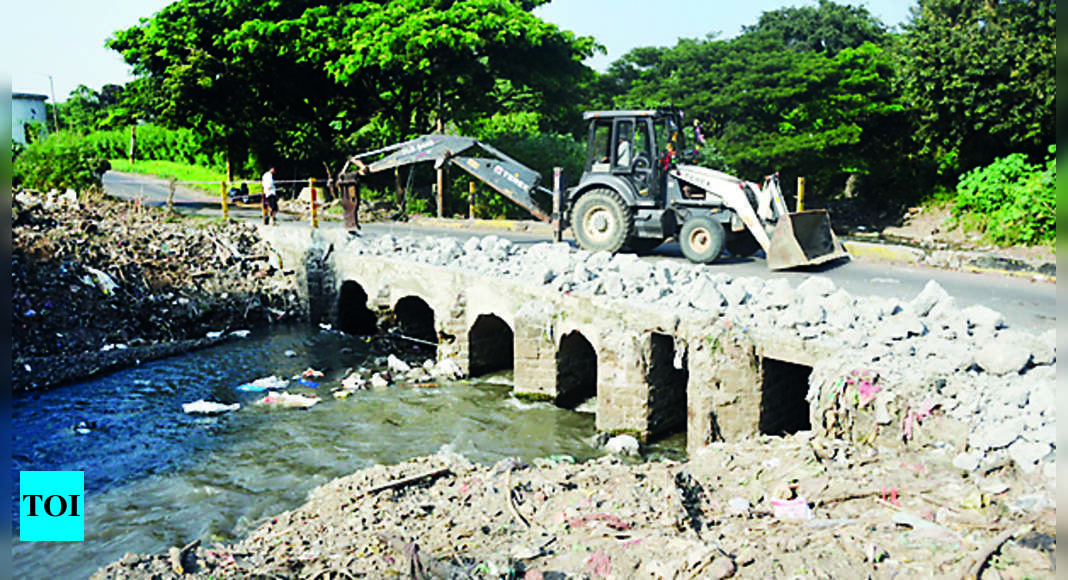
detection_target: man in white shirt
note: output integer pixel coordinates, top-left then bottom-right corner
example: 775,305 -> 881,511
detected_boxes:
262,166 -> 278,225
616,136 -> 631,167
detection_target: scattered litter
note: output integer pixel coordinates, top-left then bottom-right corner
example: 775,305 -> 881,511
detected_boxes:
229,329 -> 252,338
369,373 -> 389,389
770,497 -> 814,521
255,391 -> 320,409
296,378 -> 320,388
182,400 -> 241,415
206,331 -> 224,339
387,355 -> 411,373
728,497 -> 751,515
237,376 -> 289,392
101,343 -> 128,352
284,350 -> 298,358
83,266 -> 119,295
301,368 -> 324,378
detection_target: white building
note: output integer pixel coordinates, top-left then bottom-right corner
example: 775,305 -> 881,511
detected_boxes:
12,92 -> 50,145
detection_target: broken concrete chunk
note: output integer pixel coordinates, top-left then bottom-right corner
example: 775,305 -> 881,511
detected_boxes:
604,434 -> 640,456
952,452 -> 980,471
976,335 -> 1032,376
1008,439 -> 1050,474
796,275 -> 836,299
910,280 -> 949,317
963,304 -> 1005,331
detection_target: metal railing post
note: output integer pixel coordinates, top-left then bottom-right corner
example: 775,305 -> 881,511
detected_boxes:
797,177 -> 805,212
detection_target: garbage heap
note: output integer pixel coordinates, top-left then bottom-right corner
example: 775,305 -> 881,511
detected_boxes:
12,190 -> 302,392
93,440 -> 1055,579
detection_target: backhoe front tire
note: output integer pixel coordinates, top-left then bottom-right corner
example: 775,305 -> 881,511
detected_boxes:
679,215 -> 725,264
571,189 -> 632,254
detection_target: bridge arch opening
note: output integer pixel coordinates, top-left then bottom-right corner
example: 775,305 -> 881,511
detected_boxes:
556,331 -> 597,409
646,333 -> 689,441
394,296 -> 437,355
759,358 -> 812,436
468,314 -> 514,377
336,281 -> 377,336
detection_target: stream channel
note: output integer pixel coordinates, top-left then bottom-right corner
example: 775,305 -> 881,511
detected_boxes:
12,324 -> 685,579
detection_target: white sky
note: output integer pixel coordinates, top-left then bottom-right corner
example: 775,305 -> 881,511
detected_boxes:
6,0 -> 914,103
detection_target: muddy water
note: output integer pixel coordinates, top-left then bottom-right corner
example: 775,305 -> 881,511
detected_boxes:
12,324 -> 684,579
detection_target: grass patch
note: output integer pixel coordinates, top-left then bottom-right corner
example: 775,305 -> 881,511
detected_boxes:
109,159 -> 232,195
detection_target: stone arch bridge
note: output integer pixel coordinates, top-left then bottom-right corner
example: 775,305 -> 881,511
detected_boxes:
262,228 -> 834,457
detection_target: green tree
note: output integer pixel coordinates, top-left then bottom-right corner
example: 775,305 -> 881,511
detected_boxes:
598,1 -> 908,199
900,0 -> 1055,173
108,0 -> 361,179
742,0 -> 889,54
291,0 -> 597,143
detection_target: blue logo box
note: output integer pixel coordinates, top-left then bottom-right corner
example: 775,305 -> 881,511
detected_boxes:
19,471 -> 85,541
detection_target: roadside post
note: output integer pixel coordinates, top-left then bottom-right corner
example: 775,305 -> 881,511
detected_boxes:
221,181 -> 229,220
310,178 -> 319,229
797,177 -> 805,212
469,181 -> 476,220
167,178 -> 176,212
552,166 -> 563,243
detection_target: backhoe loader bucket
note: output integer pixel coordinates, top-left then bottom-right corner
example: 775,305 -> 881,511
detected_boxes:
766,210 -> 849,270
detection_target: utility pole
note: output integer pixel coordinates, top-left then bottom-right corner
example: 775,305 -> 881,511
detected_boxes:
47,75 -> 60,134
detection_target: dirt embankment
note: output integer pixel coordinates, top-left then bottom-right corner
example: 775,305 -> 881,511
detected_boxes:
93,435 -> 1055,579
12,190 -> 303,392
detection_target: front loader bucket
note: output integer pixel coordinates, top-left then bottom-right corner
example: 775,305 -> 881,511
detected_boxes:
766,210 -> 849,270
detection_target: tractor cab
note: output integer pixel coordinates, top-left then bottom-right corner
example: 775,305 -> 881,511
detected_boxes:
582,110 -> 688,206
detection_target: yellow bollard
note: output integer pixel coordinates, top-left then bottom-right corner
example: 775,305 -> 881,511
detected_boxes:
796,177 -> 805,212
310,178 -> 319,229
468,181 -> 476,219
221,181 -> 229,220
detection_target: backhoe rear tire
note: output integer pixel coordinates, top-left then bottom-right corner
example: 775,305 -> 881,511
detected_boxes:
679,215 -> 725,264
571,188 -> 633,254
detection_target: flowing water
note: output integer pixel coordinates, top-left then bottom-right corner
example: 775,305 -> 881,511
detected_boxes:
12,324 -> 685,579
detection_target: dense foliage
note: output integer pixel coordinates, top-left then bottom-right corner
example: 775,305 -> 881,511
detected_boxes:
14,133 -> 111,193
952,146 -> 1056,245
23,0 -> 1053,243
900,0 -> 1055,174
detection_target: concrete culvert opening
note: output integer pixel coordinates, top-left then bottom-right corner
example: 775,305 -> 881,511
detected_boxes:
760,358 -> 813,436
646,333 -> 688,441
336,281 -> 377,336
394,296 -> 437,355
556,331 -> 596,409
468,314 -> 513,377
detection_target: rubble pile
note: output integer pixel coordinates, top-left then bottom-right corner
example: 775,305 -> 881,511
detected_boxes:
12,190 -> 302,391
348,234 -> 1056,477
94,440 -> 1055,579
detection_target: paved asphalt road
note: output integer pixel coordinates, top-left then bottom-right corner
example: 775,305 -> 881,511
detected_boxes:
104,171 -> 1056,331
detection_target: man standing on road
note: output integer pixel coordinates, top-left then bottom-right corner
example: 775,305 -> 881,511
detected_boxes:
262,165 -> 278,225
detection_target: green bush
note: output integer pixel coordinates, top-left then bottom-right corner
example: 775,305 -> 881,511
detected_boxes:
14,132 -> 111,192
83,124 -> 219,168
953,146 -> 1056,245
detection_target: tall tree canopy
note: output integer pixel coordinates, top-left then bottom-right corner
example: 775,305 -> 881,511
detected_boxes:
595,1 -> 904,198
108,0 -> 597,176
900,0 -> 1055,173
